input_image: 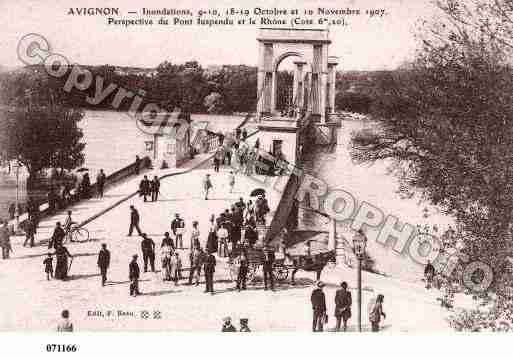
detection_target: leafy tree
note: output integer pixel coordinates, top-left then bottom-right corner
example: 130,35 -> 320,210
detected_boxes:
0,106 -> 85,187
350,0 -> 513,294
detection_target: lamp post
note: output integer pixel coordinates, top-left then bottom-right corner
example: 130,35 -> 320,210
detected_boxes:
353,229 -> 368,332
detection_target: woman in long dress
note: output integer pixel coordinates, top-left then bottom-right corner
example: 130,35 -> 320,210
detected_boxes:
54,244 -> 72,280
169,252 -> 182,285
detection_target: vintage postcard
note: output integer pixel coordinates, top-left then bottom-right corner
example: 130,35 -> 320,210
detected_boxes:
0,0 -> 512,343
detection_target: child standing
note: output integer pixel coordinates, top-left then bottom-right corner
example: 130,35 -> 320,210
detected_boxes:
228,171 -> 235,193
43,253 -> 53,280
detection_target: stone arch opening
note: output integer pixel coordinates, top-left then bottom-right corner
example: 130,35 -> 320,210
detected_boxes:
256,28 -> 337,122
273,53 -> 307,116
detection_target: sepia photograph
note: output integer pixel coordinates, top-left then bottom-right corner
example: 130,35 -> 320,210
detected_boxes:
0,0 -> 512,353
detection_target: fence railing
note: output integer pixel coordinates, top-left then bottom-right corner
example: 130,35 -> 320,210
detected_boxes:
10,156 -> 152,232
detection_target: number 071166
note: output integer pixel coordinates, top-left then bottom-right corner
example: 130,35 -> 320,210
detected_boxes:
46,344 -> 78,352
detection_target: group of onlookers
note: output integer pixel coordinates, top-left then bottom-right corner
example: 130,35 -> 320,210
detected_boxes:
311,280 -> 386,333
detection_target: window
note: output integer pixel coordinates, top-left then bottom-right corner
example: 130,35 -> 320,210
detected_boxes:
144,141 -> 154,152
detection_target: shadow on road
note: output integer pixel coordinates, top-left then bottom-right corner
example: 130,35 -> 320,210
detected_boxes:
141,289 -> 183,296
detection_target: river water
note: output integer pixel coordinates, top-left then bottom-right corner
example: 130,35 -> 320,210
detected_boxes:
0,110 -> 244,218
300,119 -> 454,281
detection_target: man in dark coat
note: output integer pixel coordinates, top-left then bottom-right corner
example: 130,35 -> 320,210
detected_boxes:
311,281 -> 327,332
49,222 -> 65,249
203,252 -> 216,294
96,169 -> 107,198
128,205 -> 142,236
23,216 -> 36,247
334,281 -> 352,331
151,176 -> 160,202
236,252 -> 248,291
140,233 -> 155,272
139,175 -> 150,202
129,254 -> 141,296
263,246 -> 275,290
97,243 -> 111,286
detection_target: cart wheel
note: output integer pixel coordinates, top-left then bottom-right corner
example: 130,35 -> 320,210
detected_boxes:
73,227 -> 89,242
273,266 -> 288,282
247,264 -> 258,283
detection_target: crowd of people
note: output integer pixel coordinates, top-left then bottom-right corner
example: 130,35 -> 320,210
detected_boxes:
123,187 -> 273,296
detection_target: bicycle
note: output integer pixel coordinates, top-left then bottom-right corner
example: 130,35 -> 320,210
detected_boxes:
64,224 -> 90,243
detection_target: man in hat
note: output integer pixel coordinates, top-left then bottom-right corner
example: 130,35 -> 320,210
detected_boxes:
151,175 -> 160,202
221,317 -> 236,332
311,281 -> 327,332
204,251 -> 216,294
262,245 -> 275,290
97,243 -> 111,286
171,213 -> 185,248
96,169 -> 106,198
128,205 -> 142,237
129,254 -> 141,297
140,233 -> 156,272
139,175 -> 150,202
235,251 -> 249,291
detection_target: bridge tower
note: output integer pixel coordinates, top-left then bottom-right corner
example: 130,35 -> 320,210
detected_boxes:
255,28 -> 339,166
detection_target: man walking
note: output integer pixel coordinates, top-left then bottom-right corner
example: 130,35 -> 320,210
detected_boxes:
128,205 -> 142,236
96,169 -> 106,198
97,243 -> 111,286
203,251 -> 216,295
151,176 -> 160,202
263,246 -> 275,290
129,254 -> 141,297
23,216 -> 35,247
139,175 -> 150,202
141,233 -> 156,272
171,213 -> 185,248
235,251 -> 248,291
311,281 -> 327,332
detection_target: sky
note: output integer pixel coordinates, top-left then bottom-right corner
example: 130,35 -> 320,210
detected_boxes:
0,0 -> 438,71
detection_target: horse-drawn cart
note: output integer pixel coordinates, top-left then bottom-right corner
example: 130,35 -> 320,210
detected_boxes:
228,246 -> 336,284
228,247 -> 289,283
